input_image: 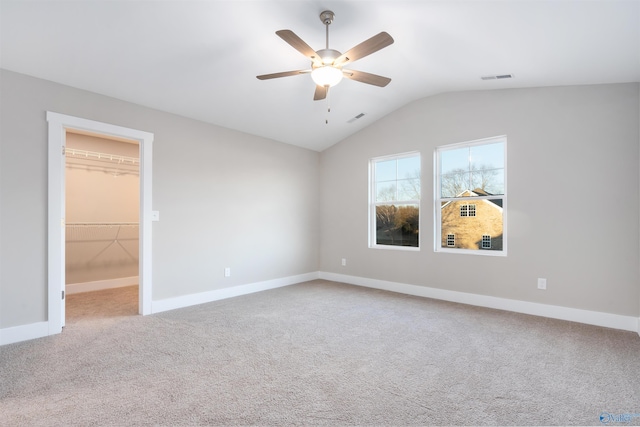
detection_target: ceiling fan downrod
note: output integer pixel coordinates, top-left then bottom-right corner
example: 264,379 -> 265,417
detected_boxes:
319,10 -> 335,50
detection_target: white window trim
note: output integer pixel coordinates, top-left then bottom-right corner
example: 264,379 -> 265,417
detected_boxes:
434,136 -> 507,256
369,151 -> 421,251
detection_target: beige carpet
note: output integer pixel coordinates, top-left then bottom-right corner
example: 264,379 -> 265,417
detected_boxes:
65,285 -> 139,321
1,280 -> 639,426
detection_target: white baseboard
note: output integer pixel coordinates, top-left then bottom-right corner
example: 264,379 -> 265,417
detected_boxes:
319,272 -> 640,334
3,271 -> 636,347
66,276 -> 139,294
1,272 -> 320,346
0,321 -> 49,346
151,272 -> 320,314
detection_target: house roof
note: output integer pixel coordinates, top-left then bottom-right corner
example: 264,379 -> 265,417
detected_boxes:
469,189 -> 502,208
441,189 -> 503,209
1,0 -> 638,151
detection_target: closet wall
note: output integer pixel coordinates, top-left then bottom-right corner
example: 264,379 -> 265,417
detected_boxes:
65,132 -> 140,285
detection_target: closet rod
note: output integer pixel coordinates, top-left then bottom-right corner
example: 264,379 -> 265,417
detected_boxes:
65,148 -> 139,165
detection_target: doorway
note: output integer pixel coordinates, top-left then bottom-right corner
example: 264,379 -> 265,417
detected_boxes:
65,131 -> 140,321
47,112 -> 154,335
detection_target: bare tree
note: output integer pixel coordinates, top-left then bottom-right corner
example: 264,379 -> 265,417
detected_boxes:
394,205 -> 419,235
376,184 -> 396,202
472,164 -> 500,194
441,164 -> 500,197
399,170 -> 421,200
376,205 -> 396,230
376,205 -> 397,244
441,168 -> 469,197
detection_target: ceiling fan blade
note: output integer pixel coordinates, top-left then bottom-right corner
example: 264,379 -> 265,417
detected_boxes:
256,70 -> 310,80
313,85 -> 327,101
343,69 -> 391,87
276,30 -> 322,66
334,32 -> 394,67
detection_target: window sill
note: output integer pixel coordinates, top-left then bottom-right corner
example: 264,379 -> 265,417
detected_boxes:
435,247 -> 506,257
369,245 -> 420,252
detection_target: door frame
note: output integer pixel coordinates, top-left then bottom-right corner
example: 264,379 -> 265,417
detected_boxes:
47,112 -> 154,334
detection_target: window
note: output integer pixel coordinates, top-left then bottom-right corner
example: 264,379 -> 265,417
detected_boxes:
435,136 -> 506,255
460,204 -> 476,217
447,234 -> 455,247
369,152 -> 420,249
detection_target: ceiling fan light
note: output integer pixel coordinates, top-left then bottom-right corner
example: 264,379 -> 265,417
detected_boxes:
311,66 -> 343,87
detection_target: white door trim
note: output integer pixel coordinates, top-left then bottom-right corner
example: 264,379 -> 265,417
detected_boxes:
47,112 -> 154,335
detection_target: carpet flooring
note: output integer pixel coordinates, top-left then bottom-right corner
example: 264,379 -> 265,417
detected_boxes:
1,280 -> 639,426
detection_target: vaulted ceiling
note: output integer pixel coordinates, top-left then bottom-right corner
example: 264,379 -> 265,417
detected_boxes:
1,1 -> 639,151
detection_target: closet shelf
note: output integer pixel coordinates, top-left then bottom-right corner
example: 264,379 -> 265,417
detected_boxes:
65,148 -> 139,166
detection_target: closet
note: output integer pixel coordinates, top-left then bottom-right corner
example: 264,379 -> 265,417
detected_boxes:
65,131 -> 140,294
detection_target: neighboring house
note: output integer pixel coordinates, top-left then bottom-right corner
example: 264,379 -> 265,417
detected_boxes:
440,189 -> 503,250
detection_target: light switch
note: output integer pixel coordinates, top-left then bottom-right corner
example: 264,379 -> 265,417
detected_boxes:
151,211 -> 160,221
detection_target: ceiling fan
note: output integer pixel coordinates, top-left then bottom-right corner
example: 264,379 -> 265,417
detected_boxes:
256,10 -> 394,102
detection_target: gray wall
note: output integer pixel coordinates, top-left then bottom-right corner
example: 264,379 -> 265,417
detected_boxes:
1,69 -> 638,332
0,69 -> 320,328
320,83 -> 640,317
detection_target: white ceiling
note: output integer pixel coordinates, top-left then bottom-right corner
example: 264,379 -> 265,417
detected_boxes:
1,1 -> 639,152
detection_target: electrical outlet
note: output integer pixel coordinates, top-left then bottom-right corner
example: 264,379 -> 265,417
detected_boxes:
224,267 -> 231,277
341,258 -> 346,266
537,278 -> 547,290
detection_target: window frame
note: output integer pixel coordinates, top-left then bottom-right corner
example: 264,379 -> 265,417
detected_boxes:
434,136 -> 507,256
369,151 -> 421,251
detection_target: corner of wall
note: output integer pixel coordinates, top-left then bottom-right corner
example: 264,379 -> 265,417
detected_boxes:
151,272 -> 320,314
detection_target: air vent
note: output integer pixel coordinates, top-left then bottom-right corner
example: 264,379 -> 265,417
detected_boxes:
481,74 -> 514,80
347,113 -> 366,123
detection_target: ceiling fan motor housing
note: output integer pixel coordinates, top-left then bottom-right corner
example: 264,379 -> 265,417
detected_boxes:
319,10 -> 335,25
316,48 -> 341,65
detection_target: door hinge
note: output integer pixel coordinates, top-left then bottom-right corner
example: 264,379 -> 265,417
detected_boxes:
62,146 -> 66,155
62,290 -> 65,300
